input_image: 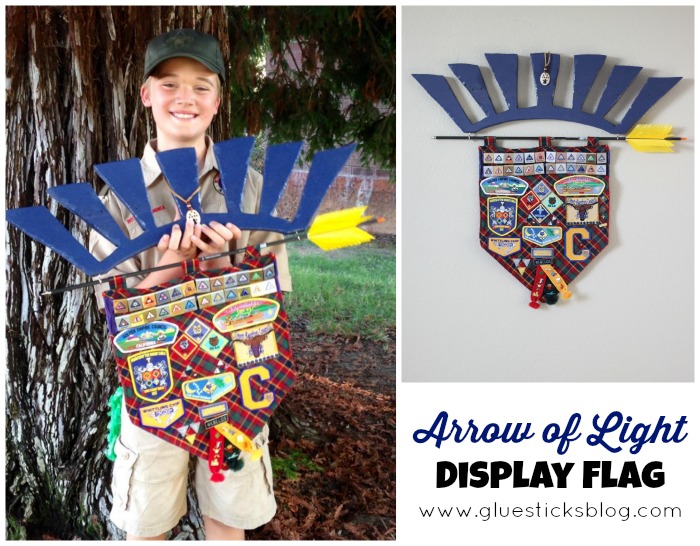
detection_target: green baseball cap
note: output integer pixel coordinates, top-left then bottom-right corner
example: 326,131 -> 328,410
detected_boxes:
144,29 -> 225,82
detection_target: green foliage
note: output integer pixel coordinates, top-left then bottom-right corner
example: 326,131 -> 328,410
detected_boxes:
271,449 -> 323,481
227,6 -> 395,170
6,515 -> 28,540
285,240 -> 395,342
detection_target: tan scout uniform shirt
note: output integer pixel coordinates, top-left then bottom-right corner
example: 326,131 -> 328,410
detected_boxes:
89,137 -> 292,309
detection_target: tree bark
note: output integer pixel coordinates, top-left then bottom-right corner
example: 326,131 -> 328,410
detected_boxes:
5,6 -> 229,539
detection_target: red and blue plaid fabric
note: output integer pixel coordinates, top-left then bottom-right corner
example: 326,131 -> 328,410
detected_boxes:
479,137 -> 609,304
102,248 -> 295,459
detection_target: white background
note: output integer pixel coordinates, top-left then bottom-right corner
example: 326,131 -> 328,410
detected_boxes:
396,384 -> 698,545
396,5 -> 698,546
401,5 -> 694,381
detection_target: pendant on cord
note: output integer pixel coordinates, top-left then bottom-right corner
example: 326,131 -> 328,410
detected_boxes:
186,207 -> 201,224
540,52 -> 551,86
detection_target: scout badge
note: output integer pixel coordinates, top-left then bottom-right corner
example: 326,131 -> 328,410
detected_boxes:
6,137 -> 382,480
413,52 -> 683,307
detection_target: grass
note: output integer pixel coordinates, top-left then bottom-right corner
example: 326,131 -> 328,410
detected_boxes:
284,239 -> 395,342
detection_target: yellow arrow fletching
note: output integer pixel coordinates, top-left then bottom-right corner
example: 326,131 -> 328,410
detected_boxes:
308,206 -> 371,235
307,206 -> 377,251
626,124 -> 673,140
308,227 -> 375,251
627,139 -> 676,153
626,124 -> 677,153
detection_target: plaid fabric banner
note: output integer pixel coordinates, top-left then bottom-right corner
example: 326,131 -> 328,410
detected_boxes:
102,248 -> 295,460
479,137 -> 610,306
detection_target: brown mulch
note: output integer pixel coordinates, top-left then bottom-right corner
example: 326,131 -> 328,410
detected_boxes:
248,322 -> 396,540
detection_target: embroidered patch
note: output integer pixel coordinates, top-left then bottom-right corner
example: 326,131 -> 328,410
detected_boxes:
117,317 -> 130,330
139,398 -> 186,429
238,365 -> 276,411
182,373 -> 236,403
520,191 -> 540,212
530,204 -> 550,224
127,348 -> 174,403
172,334 -> 199,360
185,318 -> 211,344
250,280 -> 278,297
487,237 -> 521,257
205,414 -> 230,429
196,278 -> 211,293
541,192 -> 563,213
522,226 -> 563,247
512,258 -> 531,276
487,197 -> 518,236
199,401 -> 229,420
212,298 -> 281,333
480,176 -> 528,196
129,312 -> 145,327
565,197 -> 599,224
175,422 -> 201,445
554,175 -> 605,196
531,247 -> 554,265
232,324 -> 279,366
156,289 -> 171,305
200,330 -> 229,359
565,227 -> 592,261
141,294 -> 157,309
532,181 -> 552,199
113,322 -> 179,354
182,281 -> 197,297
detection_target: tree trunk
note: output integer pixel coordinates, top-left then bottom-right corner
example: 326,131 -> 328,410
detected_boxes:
5,6 -> 229,539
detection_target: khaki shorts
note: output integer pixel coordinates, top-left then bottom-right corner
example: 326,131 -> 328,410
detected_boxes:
110,400 -> 276,537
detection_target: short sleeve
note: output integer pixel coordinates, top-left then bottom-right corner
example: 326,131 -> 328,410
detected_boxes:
88,192 -> 144,310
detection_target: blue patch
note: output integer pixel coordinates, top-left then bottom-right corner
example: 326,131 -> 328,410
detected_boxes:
531,204 -> 550,223
487,197 -> 518,236
127,348 -> 174,403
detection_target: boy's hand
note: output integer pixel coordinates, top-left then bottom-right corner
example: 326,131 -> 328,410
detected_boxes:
193,221 -> 242,257
193,221 -> 242,270
136,221 -> 201,289
156,221 -> 200,264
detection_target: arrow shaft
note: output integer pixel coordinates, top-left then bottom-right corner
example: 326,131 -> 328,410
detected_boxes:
433,135 -> 683,141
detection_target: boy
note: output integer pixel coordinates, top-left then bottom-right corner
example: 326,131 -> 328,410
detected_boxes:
89,28 -> 291,540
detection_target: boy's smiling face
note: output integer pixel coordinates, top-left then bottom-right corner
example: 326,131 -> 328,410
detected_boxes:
141,57 -> 221,151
